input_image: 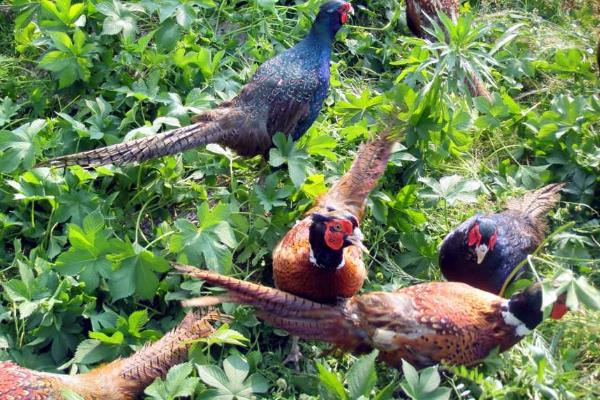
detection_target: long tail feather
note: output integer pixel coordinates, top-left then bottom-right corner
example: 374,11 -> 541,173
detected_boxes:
505,183 -> 565,222
315,130 -> 396,220
37,112 -> 235,167
117,310 -> 220,385
175,264 -> 332,315
175,264 -> 359,345
465,72 -> 492,102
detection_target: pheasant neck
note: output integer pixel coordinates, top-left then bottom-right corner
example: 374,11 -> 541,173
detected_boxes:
308,225 -> 345,270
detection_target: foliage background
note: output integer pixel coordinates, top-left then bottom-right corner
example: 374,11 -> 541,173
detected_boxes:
0,0 -> 599,399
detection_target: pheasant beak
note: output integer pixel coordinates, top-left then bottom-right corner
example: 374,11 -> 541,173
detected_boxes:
475,244 -> 488,264
345,229 -> 368,253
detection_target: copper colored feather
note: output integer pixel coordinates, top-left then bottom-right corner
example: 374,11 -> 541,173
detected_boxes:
405,0 -> 492,101
272,131 -> 395,303
0,311 -> 220,400
177,265 -> 566,368
311,132 -> 395,221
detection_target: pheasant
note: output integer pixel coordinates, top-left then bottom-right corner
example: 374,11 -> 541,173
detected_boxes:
0,311 -> 220,400
37,1 -> 354,168
273,131 -> 395,305
271,130 -> 395,364
439,183 -> 565,295
405,0 -> 492,101
175,265 -> 568,368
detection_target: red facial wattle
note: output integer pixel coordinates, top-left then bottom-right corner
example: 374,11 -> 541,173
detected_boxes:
338,3 -> 353,25
467,224 -> 482,247
467,224 -> 497,251
551,302 -> 568,320
324,219 -> 353,250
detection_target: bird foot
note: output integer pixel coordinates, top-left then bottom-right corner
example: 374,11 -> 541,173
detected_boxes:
283,339 -> 303,370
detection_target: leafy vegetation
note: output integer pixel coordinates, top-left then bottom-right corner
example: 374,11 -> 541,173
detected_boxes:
1,0 -> 599,398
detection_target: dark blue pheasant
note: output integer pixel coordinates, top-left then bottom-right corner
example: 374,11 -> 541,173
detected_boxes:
439,183 -> 564,294
39,1 -> 354,167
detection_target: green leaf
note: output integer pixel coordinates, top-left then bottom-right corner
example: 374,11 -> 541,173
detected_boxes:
347,350 -> 379,400
169,203 -> 237,273
146,362 -> 199,400
269,132 -> 312,188
316,362 -> 348,400
254,173 -> 292,212
0,97 -> 21,126
419,175 -> 481,206
400,361 -> 450,400
197,324 -> 249,347
197,355 -> 270,398
223,354 -> 249,387
0,119 -> 45,172
107,240 -> 169,301
97,0 -> 139,39
155,18 -> 181,51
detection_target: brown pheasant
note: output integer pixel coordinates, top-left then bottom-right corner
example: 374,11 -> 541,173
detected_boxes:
0,311 -> 220,400
270,130 -> 395,364
405,0 -> 493,101
176,265 -> 568,368
272,131 -> 395,304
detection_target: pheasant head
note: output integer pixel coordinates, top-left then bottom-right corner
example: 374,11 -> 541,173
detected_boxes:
467,217 -> 498,264
308,212 -> 365,270
312,1 -> 354,39
503,283 -> 567,336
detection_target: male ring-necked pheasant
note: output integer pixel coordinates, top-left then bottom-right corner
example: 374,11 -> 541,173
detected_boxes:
439,183 -> 565,294
273,131 -> 395,305
271,130 -> 396,363
38,1 -> 354,168
0,311 -> 220,400
405,0 -> 492,101
176,265 -> 568,368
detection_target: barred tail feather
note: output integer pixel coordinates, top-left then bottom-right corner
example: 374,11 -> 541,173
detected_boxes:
505,183 -> 565,222
37,116 -> 233,168
174,264 -> 331,315
118,310 -> 220,385
466,72 -> 492,102
317,130 -> 395,220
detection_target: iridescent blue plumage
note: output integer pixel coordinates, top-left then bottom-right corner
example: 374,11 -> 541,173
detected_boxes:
439,183 -> 564,294
40,1 -> 354,167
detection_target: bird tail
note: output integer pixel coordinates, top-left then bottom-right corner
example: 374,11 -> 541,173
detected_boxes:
59,309 -> 222,397
175,264 -> 356,345
116,310 -> 221,389
505,183 -> 565,222
465,72 -> 492,102
37,107 -> 242,167
315,130 -> 397,220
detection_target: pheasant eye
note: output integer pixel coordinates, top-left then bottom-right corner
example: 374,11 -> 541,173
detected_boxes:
333,223 -> 343,232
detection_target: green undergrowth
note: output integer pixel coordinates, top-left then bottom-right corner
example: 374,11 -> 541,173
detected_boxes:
0,1 -> 599,399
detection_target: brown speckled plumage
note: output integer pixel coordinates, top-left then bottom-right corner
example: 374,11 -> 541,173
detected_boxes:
273,132 -> 394,303
178,266 -> 563,368
0,311 -> 219,400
